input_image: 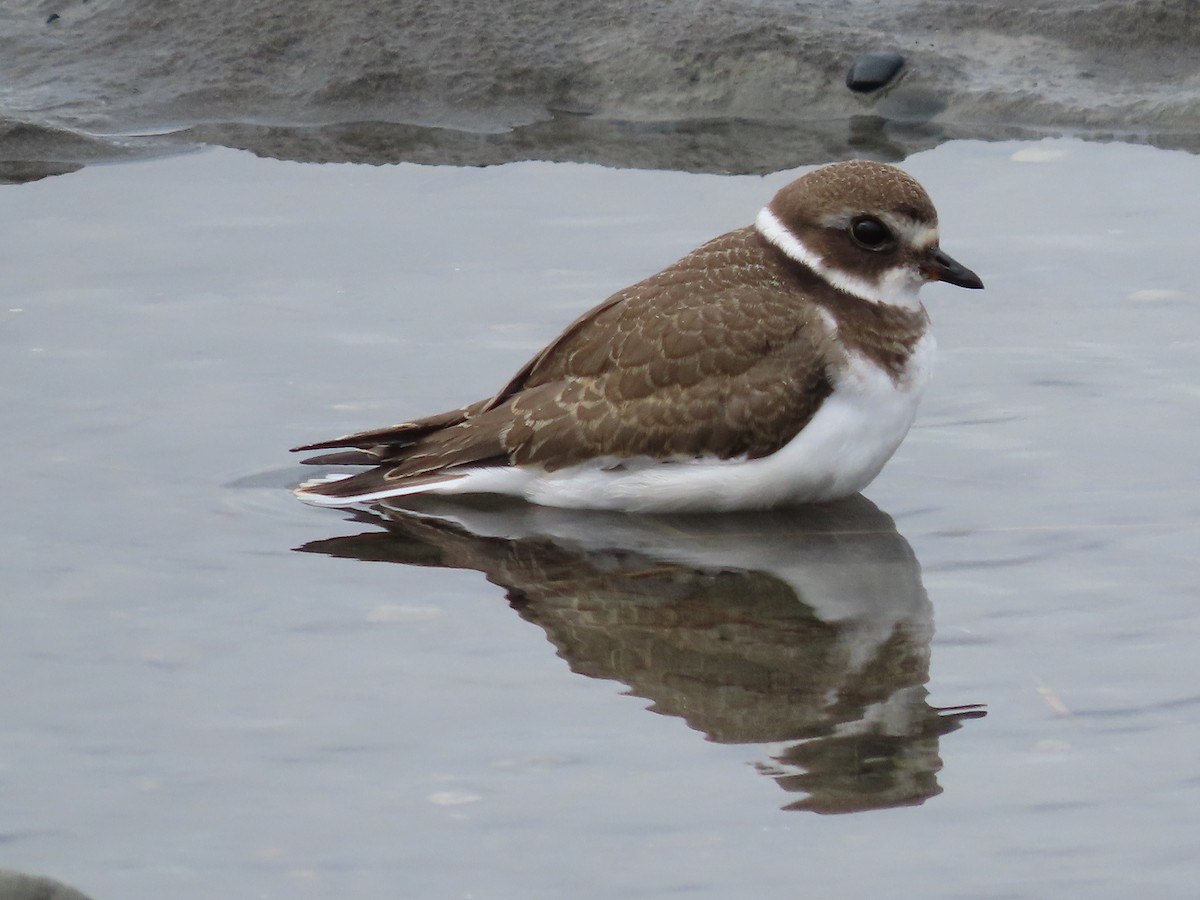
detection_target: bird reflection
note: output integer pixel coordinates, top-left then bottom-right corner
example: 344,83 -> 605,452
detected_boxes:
297,494 -> 984,814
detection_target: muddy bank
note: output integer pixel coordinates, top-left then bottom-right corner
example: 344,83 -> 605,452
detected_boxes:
1,0 -> 1198,175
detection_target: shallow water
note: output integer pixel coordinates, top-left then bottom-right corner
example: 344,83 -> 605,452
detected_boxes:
1,139 -> 1199,898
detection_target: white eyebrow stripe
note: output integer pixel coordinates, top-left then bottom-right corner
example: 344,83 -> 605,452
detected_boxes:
892,220 -> 939,251
754,207 -> 885,305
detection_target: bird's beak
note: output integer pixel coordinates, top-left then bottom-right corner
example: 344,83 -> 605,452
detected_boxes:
924,248 -> 984,289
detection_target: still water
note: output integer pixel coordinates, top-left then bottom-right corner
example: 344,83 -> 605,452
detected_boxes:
1,139 -> 1198,898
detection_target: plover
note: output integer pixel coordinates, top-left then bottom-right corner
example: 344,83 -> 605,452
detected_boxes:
292,160 -> 982,513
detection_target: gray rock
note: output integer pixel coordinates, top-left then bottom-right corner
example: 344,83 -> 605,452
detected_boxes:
0,870 -> 93,900
846,52 -> 906,93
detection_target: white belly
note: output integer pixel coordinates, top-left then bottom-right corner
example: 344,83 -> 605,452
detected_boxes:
432,334 -> 936,514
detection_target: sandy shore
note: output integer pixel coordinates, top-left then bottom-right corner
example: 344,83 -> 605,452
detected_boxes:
2,0 -> 1198,174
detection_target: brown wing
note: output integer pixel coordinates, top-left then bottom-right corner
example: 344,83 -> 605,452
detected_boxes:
295,227 -> 835,499
488,227 -> 836,467
500,290 -> 833,468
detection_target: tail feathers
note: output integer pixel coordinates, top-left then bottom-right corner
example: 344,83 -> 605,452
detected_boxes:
298,449 -> 381,466
295,468 -> 473,506
291,403 -> 485,454
293,400 -> 521,506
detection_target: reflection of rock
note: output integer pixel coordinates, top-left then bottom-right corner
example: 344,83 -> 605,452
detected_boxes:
0,869 -> 94,900
0,120 -> 170,185
300,495 -> 984,814
174,116 -> 948,175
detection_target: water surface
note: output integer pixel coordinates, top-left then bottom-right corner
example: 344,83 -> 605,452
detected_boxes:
1,139 -> 1198,898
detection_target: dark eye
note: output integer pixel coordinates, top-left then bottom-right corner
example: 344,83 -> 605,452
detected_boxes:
849,216 -> 892,250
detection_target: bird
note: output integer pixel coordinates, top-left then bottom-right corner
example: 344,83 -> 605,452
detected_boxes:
291,160 -> 983,514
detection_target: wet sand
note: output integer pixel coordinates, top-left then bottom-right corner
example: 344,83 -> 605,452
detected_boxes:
2,0 -> 1199,177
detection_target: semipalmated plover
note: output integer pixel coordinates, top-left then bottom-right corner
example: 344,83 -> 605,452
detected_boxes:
293,160 -> 982,513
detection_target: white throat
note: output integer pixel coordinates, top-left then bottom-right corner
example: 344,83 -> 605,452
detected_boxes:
754,207 -> 926,312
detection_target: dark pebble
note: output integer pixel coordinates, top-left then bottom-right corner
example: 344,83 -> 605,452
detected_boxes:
846,52 -> 906,93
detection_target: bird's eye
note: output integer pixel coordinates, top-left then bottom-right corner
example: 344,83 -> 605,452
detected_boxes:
849,217 -> 892,250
